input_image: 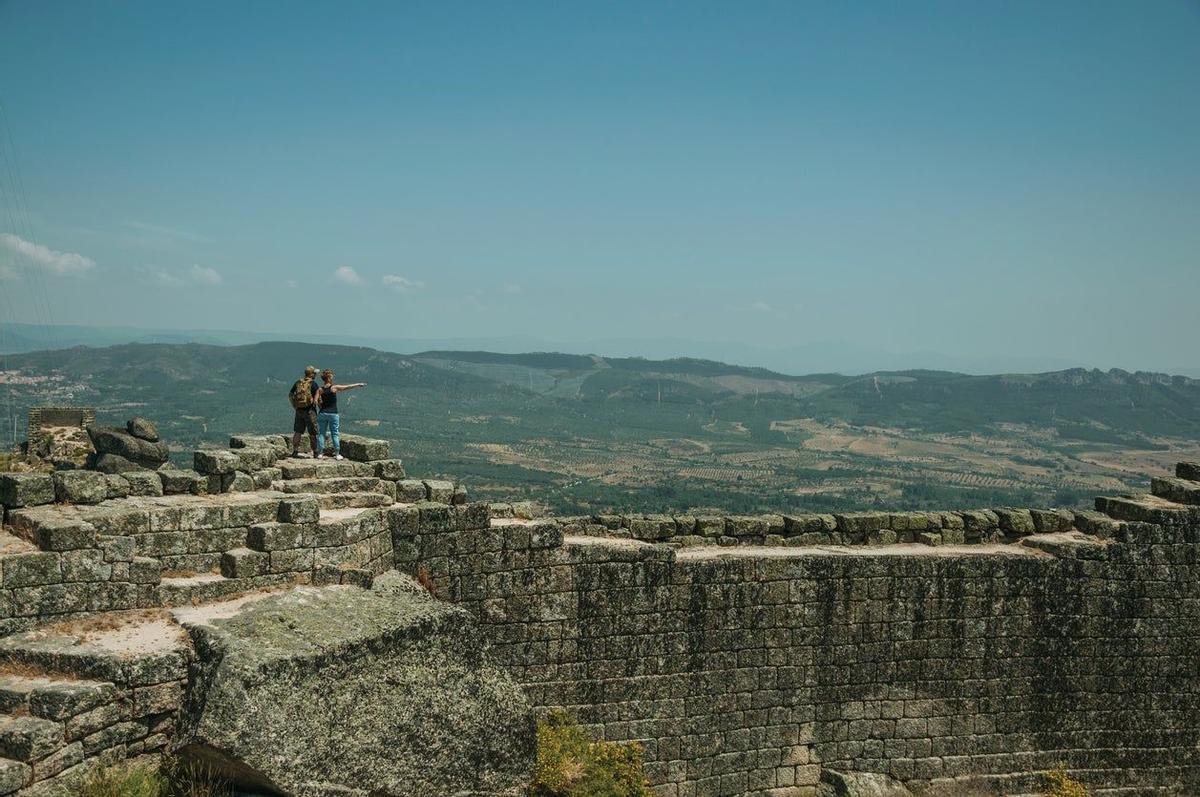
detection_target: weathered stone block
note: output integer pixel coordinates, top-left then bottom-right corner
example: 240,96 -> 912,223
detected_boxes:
387,505 -> 420,536
121,471 -> 163,497
2,553 -> 61,588
0,757 -> 28,794
128,557 -> 161,585
159,469 -> 206,496
277,496 -> 319,525
372,459 -> 407,480
960,510 -> 998,532
100,535 -> 135,563
1030,508 -> 1074,533
30,519 -> 96,552
248,523 -> 313,551
337,434 -> 390,462
834,512 -> 889,534
994,508 -> 1035,535
0,715 -> 63,761
193,449 -> 240,476
424,480 -> 455,503
0,474 -> 54,509
726,516 -> 769,538
221,547 -> 269,578
396,480 -> 428,503
61,550 -> 112,582
103,475 -> 130,500
29,682 -> 116,721
269,548 -> 315,574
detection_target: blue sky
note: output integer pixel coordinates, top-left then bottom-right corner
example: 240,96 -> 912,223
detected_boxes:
0,1 -> 1197,373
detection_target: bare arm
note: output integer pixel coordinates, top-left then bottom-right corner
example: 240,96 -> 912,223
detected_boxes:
332,383 -> 366,391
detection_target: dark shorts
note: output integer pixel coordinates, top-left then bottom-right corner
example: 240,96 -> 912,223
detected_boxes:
293,408 -> 317,435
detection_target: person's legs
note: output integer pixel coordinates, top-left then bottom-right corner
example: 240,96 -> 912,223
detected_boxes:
291,412 -> 306,455
317,412 -> 332,457
330,413 -> 340,456
304,409 -> 319,456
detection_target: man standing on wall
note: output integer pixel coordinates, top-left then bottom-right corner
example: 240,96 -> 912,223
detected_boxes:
288,365 -> 321,458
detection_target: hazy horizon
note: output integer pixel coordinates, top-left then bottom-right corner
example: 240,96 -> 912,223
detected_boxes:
1,2 -> 1197,374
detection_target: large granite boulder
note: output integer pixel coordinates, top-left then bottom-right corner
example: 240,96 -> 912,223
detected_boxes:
819,770 -> 913,797
175,574 -> 534,797
126,416 -> 160,442
87,425 -> 170,469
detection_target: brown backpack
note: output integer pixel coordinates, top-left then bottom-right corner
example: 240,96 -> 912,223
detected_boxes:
289,377 -> 314,410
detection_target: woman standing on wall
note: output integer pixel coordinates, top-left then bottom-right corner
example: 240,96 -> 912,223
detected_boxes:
315,368 -> 367,460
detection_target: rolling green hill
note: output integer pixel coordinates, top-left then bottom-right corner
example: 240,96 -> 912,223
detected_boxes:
4,342 -> 1198,514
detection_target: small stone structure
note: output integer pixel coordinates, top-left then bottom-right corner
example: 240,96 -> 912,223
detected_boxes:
26,407 -> 96,433
0,423 -> 1198,795
23,407 -> 96,467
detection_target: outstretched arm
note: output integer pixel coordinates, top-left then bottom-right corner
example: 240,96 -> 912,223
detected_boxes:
333,382 -> 366,391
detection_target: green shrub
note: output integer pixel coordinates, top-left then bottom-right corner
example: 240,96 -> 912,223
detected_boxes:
78,757 -> 231,797
530,710 -> 652,797
79,763 -> 164,797
1044,764 -> 1090,797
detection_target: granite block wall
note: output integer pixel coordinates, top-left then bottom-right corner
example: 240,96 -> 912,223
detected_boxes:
395,513 -> 1200,796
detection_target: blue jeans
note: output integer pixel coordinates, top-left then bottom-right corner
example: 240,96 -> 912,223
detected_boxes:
317,412 -> 340,454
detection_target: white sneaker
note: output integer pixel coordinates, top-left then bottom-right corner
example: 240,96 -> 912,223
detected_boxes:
315,454 -> 325,459
335,454 -> 344,461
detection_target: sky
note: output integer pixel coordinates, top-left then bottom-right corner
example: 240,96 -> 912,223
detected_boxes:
0,1 -> 1197,374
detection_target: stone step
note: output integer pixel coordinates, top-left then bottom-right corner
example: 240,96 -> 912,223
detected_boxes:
0,756 -> 27,795
1152,475 -> 1200,505
0,715 -> 63,763
1177,461 -> 1200,481
1095,494 -> 1200,525
318,492 -> 393,510
0,674 -> 116,722
277,460 -> 374,480
273,477 -> 384,495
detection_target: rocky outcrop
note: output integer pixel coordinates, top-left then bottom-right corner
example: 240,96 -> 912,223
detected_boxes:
819,771 -> 914,797
175,574 -> 534,797
125,417 -> 160,442
87,426 -> 170,469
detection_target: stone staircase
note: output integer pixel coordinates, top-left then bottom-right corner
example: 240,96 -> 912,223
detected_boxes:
0,612 -> 190,795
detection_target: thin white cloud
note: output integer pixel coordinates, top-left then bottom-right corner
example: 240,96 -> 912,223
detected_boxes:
125,221 -> 210,243
285,279 -> 298,289
334,265 -> 364,286
145,264 -> 223,287
382,274 -> 424,292
501,283 -> 523,295
189,265 -> 222,286
0,233 -> 95,276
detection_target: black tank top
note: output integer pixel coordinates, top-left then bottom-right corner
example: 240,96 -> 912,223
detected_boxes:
319,386 -> 338,413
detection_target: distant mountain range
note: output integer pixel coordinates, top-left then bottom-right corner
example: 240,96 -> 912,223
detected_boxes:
5,340 -> 1199,442
3,323 -> 1196,379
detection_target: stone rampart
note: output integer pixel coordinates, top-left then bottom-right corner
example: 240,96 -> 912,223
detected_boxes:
393,468 -> 1200,796
2,431 -> 1199,795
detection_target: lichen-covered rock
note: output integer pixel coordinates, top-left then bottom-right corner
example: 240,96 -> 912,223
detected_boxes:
335,434 -> 390,463
52,470 -> 110,505
87,426 -> 169,469
122,471 -> 164,497
0,473 -> 55,508
159,469 -> 206,496
91,453 -> 142,474
176,574 -> 533,797
819,769 -> 913,797
126,417 -> 160,442
194,449 -> 240,476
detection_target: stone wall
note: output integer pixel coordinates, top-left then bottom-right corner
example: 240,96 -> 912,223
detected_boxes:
26,407 -> 95,434
394,502 -> 1200,795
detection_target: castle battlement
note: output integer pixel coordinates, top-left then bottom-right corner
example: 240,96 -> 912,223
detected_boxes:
0,429 -> 1197,796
